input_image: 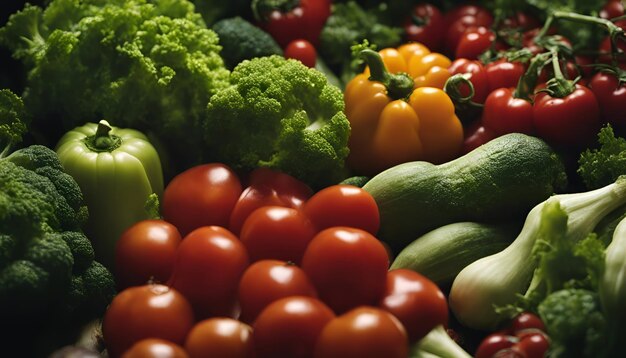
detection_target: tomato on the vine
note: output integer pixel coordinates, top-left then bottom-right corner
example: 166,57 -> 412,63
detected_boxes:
589,70 -> 626,129
485,59 -> 526,93
168,226 -> 249,319
510,312 -> 547,334
475,333 -> 517,358
313,306 -> 409,358
444,4 -> 494,54
448,58 -> 490,103
184,318 -> 255,358
102,284 -> 195,358
238,260 -> 318,323
284,39 -> 317,68
301,227 -> 389,314
455,27 -> 495,60
403,2 -> 445,51
121,339 -> 188,358
482,87 -> 535,136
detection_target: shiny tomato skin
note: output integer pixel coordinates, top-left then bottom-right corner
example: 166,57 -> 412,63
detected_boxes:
302,184 -> 380,235
589,71 -> 626,128
379,269 -> 448,343
444,6 -> 494,55
102,284 -> 195,358
485,60 -> 526,93
115,220 -> 182,289
313,306 -> 409,358
168,226 -> 249,319
253,296 -> 335,358
462,120 -> 497,154
533,84 -> 601,149
284,39 -> 317,68
404,3 -> 445,51
600,0 -> 625,19
238,260 -> 318,323
475,333 -> 517,358
511,312 -> 547,334
455,26 -> 495,60
121,339 -> 188,358
184,318 -> 255,358
240,206 -> 317,264
448,58 -> 490,103
301,227 -> 389,314
482,87 -> 535,136
162,163 -> 242,237
514,332 -> 550,358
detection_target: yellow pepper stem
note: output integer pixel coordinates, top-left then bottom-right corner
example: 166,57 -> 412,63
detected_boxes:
360,49 -> 415,100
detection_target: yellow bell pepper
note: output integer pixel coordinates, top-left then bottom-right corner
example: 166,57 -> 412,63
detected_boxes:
345,48 -> 463,175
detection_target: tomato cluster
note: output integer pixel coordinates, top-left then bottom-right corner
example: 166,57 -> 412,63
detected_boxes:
475,313 -> 550,358
104,164 -> 448,358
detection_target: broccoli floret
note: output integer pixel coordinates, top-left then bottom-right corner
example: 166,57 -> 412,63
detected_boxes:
204,55 -> 350,189
65,261 -> 116,319
212,16 -> 282,69
578,125 -> 626,190
538,288 -> 607,357
60,231 -> 95,273
0,89 -> 28,156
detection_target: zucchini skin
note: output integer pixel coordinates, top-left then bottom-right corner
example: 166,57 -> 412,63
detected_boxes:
364,133 -> 568,254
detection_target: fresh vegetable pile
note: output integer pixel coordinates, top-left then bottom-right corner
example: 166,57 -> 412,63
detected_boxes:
3,0 -> 626,357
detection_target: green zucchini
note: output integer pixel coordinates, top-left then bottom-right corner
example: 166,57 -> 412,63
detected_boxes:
363,133 -> 567,253
391,222 -> 520,288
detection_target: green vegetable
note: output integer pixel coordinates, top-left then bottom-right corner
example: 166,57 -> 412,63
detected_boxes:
600,214 -> 626,352
55,120 -> 164,269
0,90 -> 115,356
204,55 -> 351,189
363,133 -> 568,254
339,175 -> 370,188
410,325 -> 471,358
391,222 -> 519,288
212,16 -> 283,69
449,178 -> 626,331
578,125 -> 626,190
0,0 -> 230,172
192,0 -> 252,26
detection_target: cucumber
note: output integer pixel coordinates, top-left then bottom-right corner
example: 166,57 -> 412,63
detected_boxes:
363,133 -> 567,253
390,222 -> 520,288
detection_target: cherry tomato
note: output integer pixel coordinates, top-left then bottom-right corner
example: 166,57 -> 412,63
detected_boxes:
455,27 -> 495,60
239,206 -> 317,264
168,226 -> 249,319
485,60 -> 526,93
589,71 -> 626,129
600,0 -> 625,19
184,318 -> 255,358
301,227 -> 389,314
501,12 -> 540,31
162,163 -> 242,237
597,35 -> 626,67
313,306 -> 409,358
115,220 -> 182,289
302,184 -> 380,235
121,339 -> 188,358
102,284 -> 195,358
462,120 -> 497,154
238,260 -> 318,323
444,3 -> 494,28
284,39 -> 317,68
444,5 -> 494,55
379,269 -> 448,343
482,88 -> 535,136
403,3 -> 445,51
448,58 -> 490,103
533,84 -> 601,149
253,296 -> 335,358
229,167 -> 312,236
510,312 -> 547,334
475,333 -> 517,358
514,332 -> 550,358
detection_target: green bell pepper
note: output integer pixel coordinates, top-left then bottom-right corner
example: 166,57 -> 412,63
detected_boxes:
56,120 -> 164,269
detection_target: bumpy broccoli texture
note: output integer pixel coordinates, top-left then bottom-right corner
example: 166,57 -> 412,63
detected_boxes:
0,0 -> 230,171
204,55 -> 351,189
0,90 -> 115,356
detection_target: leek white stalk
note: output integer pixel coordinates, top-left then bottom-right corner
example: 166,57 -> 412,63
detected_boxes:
449,178 -> 626,331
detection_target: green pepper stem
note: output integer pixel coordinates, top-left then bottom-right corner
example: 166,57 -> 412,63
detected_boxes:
360,49 -> 414,100
252,0 -> 299,21
84,120 -> 122,153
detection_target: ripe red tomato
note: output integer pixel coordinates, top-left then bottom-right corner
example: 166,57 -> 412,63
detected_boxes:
455,27 -> 495,60
379,269 -> 448,343
168,226 -> 249,319
485,59 -> 526,93
510,312 -> 547,334
475,333 -> 517,358
253,296 -> 335,358
482,87 -> 535,136
239,206 -> 317,264
589,71 -> 626,129
403,3 -> 445,51
121,339 -> 188,358
115,220 -> 182,289
238,260 -> 318,323
444,5 -> 494,55
515,332 -> 550,358
301,227 -> 389,314
600,0 -> 625,19
284,39 -> 317,68
302,184 -> 380,235
462,120 -> 497,154
184,318 -> 255,358
102,284 -> 195,358
448,58 -> 490,103
162,163 -> 242,237
313,306 -> 409,358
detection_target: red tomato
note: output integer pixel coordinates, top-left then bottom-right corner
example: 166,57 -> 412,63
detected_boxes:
444,3 -> 494,27
313,306 -> 409,358
455,27 -> 495,60
444,5 -> 494,55
501,12 -> 540,31
102,284 -> 195,358
482,88 -> 535,136
403,3 -> 445,51
184,318 -> 255,358
462,120 -> 497,154
514,332 -> 550,358
448,58 -> 490,103
475,333 -> 517,358
162,163 -> 242,237
302,184 -> 380,235
253,296 -> 335,358
168,226 -> 249,319
239,206 -> 317,264
301,227 -> 389,314
589,71 -> 626,128
121,339 -> 188,358
238,260 -> 318,323
485,59 -> 526,93
510,312 -> 547,334
597,35 -> 626,67
115,220 -> 182,289
284,39 -> 317,68
600,0 -> 625,19
229,167 -> 312,236
379,269 -> 448,343
533,84 -> 601,148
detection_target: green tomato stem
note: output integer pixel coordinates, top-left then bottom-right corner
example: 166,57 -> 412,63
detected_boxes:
360,49 -> 414,100
514,52 -> 551,100
84,120 -> 122,153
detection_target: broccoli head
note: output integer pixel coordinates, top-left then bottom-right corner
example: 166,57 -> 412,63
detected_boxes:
0,88 -> 28,156
578,125 -> 626,190
204,55 -> 351,189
